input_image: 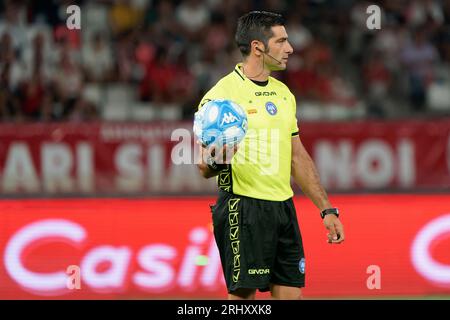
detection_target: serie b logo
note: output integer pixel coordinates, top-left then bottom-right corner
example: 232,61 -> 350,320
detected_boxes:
265,102 -> 277,116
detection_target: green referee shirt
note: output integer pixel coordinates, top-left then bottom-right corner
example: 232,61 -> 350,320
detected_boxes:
198,63 -> 299,201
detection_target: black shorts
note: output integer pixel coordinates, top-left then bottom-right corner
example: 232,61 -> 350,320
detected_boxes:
210,191 -> 305,293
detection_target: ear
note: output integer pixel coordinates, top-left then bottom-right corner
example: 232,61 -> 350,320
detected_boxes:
251,40 -> 264,56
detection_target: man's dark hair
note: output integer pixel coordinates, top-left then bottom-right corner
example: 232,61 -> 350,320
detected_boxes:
235,11 -> 285,57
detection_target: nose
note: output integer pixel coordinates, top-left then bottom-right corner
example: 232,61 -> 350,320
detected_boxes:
286,41 -> 294,55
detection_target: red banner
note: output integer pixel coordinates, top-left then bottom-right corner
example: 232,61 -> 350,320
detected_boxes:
300,119 -> 450,190
0,120 -> 449,194
0,195 -> 449,299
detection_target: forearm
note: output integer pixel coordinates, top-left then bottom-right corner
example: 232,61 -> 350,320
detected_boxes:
292,150 -> 332,211
197,162 -> 220,179
197,144 -> 223,179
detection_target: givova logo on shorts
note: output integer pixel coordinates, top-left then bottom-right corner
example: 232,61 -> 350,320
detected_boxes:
228,198 -> 240,283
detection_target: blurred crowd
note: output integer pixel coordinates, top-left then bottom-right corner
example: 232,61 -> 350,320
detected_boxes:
0,0 -> 449,122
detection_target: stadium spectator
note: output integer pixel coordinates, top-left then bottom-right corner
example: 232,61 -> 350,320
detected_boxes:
17,72 -> 46,119
0,1 -> 27,54
67,98 -> 98,122
109,0 -> 144,36
175,0 -> 210,41
115,31 -> 137,83
0,32 -> 26,92
22,29 -> 56,84
405,0 -> 444,29
0,0 -> 449,121
82,32 -> 114,83
53,47 -> 84,118
363,50 -> 392,117
400,27 -> 440,111
285,12 -> 312,52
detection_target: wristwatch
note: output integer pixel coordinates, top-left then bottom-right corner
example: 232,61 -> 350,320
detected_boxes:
320,208 -> 339,219
206,156 -> 227,172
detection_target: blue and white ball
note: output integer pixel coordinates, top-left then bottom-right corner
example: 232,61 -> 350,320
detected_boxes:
193,99 -> 248,148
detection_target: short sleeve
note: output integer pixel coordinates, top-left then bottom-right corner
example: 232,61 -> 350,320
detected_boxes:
197,83 -> 227,111
290,92 -> 299,137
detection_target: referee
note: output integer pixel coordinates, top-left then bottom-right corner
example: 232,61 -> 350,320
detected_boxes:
197,11 -> 345,300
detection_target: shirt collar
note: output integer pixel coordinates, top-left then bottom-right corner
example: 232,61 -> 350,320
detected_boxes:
234,63 -> 270,86
234,63 -> 246,81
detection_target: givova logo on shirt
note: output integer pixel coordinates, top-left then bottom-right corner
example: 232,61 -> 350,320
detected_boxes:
221,112 -> 239,126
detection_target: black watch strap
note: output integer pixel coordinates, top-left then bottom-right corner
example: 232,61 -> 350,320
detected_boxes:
321,208 -> 339,219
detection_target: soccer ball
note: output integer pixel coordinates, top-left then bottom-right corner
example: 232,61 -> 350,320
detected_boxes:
193,99 -> 248,148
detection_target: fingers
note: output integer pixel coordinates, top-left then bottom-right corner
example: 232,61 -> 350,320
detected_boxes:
205,143 -> 219,158
326,224 -> 338,244
213,144 -> 227,163
201,142 -> 238,165
215,144 -> 237,164
334,223 -> 345,244
326,221 -> 345,244
224,144 -> 238,163
196,140 -> 208,149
